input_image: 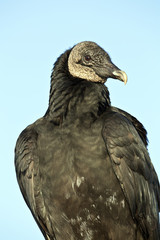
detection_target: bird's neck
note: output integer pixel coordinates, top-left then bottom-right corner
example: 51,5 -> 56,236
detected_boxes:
45,50 -> 111,124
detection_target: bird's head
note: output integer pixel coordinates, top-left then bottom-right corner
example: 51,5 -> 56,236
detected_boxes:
68,41 -> 127,84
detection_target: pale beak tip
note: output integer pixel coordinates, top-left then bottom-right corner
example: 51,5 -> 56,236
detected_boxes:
113,70 -> 128,85
122,71 -> 128,85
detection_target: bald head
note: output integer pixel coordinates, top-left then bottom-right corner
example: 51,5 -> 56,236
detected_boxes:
68,41 -> 127,84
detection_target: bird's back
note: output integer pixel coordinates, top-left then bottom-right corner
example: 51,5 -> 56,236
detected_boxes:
21,115 -> 144,240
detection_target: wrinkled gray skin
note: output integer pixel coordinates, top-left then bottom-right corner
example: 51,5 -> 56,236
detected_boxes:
15,41 -> 160,240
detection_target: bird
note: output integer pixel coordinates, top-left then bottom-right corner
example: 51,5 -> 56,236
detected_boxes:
15,41 -> 160,240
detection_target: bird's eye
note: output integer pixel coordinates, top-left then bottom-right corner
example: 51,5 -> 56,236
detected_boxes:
84,55 -> 91,62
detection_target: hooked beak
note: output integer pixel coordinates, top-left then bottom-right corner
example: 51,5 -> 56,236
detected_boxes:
112,70 -> 128,85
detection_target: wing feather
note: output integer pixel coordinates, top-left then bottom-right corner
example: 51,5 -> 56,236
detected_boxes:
15,126 -> 55,240
102,110 -> 160,239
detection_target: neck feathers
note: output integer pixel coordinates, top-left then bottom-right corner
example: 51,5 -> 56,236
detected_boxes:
45,49 -> 111,122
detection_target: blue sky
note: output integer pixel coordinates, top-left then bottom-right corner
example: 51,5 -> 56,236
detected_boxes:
1,1 -> 160,239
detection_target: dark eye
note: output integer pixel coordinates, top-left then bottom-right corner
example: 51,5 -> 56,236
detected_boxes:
84,55 -> 91,61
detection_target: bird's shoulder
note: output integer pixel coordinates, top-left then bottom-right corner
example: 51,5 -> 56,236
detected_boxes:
15,116 -> 59,176
15,117 -> 45,161
110,106 -> 148,146
102,109 -> 153,179
15,121 -> 39,176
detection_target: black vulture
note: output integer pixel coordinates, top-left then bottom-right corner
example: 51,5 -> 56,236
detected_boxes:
15,41 -> 160,240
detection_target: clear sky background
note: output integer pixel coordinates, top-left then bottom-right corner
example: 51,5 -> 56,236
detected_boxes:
1,0 -> 160,239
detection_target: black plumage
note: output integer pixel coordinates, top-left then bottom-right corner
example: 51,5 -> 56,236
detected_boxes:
15,41 -> 160,240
